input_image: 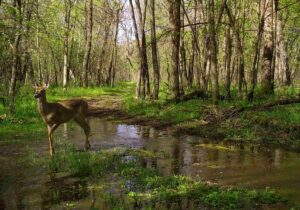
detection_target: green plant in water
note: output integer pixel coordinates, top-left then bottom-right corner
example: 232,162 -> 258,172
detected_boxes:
41,144 -> 286,209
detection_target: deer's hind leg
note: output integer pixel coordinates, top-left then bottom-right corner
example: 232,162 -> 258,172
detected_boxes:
74,116 -> 91,151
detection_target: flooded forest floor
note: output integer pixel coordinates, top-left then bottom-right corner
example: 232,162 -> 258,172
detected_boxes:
87,88 -> 300,153
0,85 -> 300,209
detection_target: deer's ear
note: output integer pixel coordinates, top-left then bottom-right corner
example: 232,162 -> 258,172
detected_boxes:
34,81 -> 39,88
44,82 -> 50,89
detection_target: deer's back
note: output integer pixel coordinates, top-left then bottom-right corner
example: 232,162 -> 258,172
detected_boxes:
57,99 -> 88,114
42,99 -> 88,124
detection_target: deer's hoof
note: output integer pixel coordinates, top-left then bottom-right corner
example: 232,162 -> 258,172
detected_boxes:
50,150 -> 55,157
85,143 -> 91,151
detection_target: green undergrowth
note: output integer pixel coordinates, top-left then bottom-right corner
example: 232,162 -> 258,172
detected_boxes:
24,144 -> 286,209
124,86 -> 300,150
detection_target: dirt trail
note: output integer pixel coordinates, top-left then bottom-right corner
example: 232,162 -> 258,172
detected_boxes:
86,95 -> 124,117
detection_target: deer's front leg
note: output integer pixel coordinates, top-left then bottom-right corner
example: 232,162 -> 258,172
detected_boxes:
47,126 -> 55,156
47,124 -> 60,156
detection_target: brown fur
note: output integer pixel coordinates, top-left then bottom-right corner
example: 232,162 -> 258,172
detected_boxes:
35,84 -> 91,156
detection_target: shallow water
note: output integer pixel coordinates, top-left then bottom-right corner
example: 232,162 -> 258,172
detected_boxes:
0,118 -> 300,209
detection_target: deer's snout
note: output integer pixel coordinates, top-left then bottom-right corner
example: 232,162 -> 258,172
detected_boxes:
34,93 -> 40,98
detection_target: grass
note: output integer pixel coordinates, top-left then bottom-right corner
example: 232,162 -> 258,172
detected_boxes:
25,143 -> 286,209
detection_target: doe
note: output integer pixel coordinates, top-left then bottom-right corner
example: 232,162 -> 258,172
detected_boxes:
34,82 -> 91,156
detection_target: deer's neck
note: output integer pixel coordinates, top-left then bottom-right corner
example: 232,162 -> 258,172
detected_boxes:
37,94 -> 49,116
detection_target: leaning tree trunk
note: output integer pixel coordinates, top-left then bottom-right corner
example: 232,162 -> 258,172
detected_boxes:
82,0 -> 93,87
261,0 -> 275,95
168,0 -> 181,100
150,0 -> 160,99
8,0 -> 22,114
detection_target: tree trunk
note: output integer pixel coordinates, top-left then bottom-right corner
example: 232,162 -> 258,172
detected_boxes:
63,0 -> 71,90
261,0 -> 275,95
276,10 -> 291,86
82,0 -> 93,87
129,0 -> 142,98
8,0 -> 22,114
97,22 -> 111,86
225,26 -> 232,99
150,0 -> 160,99
109,9 -> 120,87
136,0 -> 150,98
24,0 -> 34,85
225,3 -> 245,94
208,0 -> 219,105
168,0 -> 181,100
248,0 -> 264,101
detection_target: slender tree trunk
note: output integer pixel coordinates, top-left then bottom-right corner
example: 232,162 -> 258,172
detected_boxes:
188,0 -> 198,88
150,0 -> 160,99
129,0 -> 142,98
225,26 -> 232,99
208,0 -> 219,104
24,0 -> 34,85
225,3 -> 245,94
136,0 -> 150,97
110,9 -> 120,87
179,8 -> 186,94
168,0 -> 181,100
8,0 -> 22,114
82,0 -> 93,87
97,22 -> 111,86
63,0 -> 71,90
36,0 -> 42,82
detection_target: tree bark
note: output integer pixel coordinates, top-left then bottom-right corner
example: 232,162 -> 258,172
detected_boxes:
208,0 -> 219,105
276,9 -> 291,86
168,0 -> 181,100
136,0 -> 150,98
248,0 -> 265,101
82,0 -> 93,87
129,0 -> 142,98
150,0 -> 160,99
224,26 -> 232,99
8,0 -> 22,114
261,0 -> 275,95
108,8 -> 120,87
97,22 -> 111,86
63,0 -> 71,90
225,2 -> 245,94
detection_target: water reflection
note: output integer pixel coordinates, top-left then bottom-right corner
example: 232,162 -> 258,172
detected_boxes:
1,118 -> 300,209
41,174 -> 89,208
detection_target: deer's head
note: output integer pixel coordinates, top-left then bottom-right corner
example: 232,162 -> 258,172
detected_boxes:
34,82 -> 49,99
